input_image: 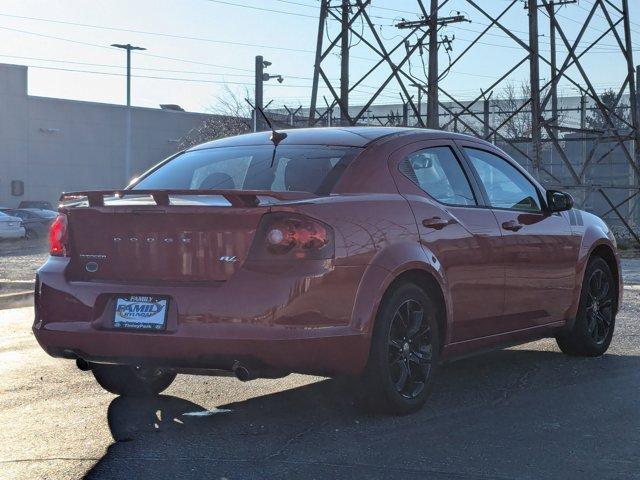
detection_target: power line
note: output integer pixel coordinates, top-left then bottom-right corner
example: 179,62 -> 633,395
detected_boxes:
24,63 -> 315,87
203,0 -> 318,19
0,12 -> 316,55
0,19 -> 533,85
0,24 -> 254,72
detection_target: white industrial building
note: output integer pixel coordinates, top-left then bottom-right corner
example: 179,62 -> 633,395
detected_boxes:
0,63 -> 214,208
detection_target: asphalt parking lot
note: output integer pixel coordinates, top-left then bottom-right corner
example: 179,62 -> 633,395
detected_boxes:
1,260 -> 640,479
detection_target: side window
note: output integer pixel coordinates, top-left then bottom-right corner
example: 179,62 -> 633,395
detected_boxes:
464,148 -> 542,212
399,146 -> 476,206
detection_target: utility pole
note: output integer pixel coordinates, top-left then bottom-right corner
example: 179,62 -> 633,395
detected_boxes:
254,55 -> 283,132
340,0 -> 350,126
427,0 -> 439,129
527,1 -> 542,179
111,43 -> 146,184
255,55 -> 264,132
398,10 -> 466,129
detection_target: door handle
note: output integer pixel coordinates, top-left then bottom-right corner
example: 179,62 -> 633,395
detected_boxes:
501,220 -> 523,232
422,216 -> 455,230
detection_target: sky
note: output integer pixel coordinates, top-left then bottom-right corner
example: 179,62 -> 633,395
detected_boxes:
0,0 -> 638,113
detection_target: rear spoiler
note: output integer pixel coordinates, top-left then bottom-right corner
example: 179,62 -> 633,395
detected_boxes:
59,189 -> 316,208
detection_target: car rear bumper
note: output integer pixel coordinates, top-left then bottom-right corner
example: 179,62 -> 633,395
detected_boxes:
34,325 -> 368,376
33,257 -> 371,376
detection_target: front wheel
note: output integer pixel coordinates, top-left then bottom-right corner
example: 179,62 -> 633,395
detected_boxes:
92,364 -> 176,396
556,257 -> 616,357
360,283 -> 439,415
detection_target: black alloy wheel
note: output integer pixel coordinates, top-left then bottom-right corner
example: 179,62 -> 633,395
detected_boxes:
584,267 -> 614,345
387,299 -> 434,399
556,257 -> 616,357
360,283 -> 439,415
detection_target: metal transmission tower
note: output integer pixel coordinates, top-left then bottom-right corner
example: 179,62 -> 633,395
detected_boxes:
437,0 -> 637,186
308,0 -> 466,127
307,0 -> 637,180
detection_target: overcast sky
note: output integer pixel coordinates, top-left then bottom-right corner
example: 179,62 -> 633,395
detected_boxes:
1,0 -> 638,112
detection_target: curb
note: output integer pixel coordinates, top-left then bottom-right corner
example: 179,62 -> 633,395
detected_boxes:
0,290 -> 34,310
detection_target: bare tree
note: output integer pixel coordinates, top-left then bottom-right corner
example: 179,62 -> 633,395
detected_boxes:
495,82 -> 533,140
178,85 -> 252,149
494,81 -> 565,140
210,84 -> 253,120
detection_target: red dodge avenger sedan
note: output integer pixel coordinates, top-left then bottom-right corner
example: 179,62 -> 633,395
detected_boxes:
34,127 -> 621,414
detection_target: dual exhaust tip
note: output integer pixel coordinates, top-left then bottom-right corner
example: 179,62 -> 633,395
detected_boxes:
75,358 -> 92,371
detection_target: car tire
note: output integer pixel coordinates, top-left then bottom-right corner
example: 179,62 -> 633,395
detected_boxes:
556,257 -> 616,357
26,229 -> 38,240
359,283 -> 440,415
92,364 -> 176,397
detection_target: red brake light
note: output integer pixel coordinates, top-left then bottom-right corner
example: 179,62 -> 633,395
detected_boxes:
249,213 -> 334,260
49,213 -> 68,256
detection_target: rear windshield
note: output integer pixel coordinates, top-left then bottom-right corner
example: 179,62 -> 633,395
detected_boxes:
133,145 -> 361,194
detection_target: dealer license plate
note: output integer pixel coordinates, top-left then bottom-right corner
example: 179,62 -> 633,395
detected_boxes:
113,295 -> 168,330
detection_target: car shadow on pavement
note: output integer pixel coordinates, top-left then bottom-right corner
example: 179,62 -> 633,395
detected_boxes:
85,347 -> 640,480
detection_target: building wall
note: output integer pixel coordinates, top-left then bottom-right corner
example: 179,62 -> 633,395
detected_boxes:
0,63 -> 213,208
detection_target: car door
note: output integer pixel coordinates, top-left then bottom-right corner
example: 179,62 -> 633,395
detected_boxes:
390,140 -> 506,342
459,144 -> 578,328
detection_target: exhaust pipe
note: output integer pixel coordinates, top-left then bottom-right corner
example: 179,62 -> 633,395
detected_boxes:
232,361 -> 254,382
76,358 -> 92,371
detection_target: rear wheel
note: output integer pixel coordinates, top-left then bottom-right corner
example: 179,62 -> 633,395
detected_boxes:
556,257 -> 616,356
92,364 -> 176,396
360,283 -> 439,415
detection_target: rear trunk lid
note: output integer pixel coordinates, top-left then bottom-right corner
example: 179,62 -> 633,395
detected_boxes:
62,190 -> 313,283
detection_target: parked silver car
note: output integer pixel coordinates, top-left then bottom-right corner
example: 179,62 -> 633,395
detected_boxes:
0,211 -> 26,239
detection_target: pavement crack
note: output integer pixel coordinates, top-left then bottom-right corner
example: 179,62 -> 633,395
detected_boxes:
264,423 -> 319,460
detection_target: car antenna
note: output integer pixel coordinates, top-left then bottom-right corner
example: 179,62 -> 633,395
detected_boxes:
245,98 -> 287,167
245,98 -> 287,146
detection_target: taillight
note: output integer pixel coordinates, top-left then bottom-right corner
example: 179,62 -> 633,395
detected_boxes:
248,212 -> 334,260
49,213 -> 68,256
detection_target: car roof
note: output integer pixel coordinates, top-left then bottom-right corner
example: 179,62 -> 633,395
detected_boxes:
188,127 -> 481,150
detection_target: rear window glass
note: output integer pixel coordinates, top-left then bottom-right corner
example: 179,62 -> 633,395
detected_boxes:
133,145 -> 361,194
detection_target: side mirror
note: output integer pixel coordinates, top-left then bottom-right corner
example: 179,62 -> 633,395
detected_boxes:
546,190 -> 574,212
